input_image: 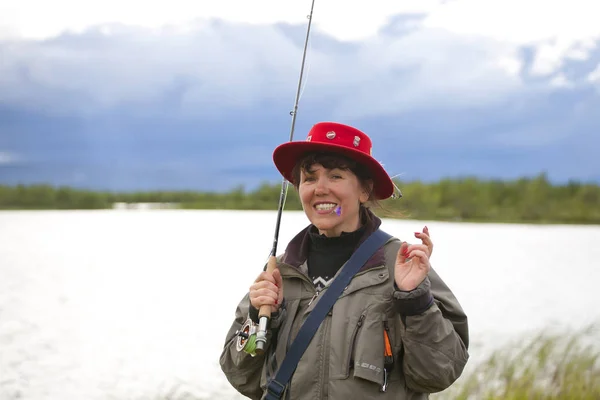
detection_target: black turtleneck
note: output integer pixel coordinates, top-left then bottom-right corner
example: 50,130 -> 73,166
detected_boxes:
307,223 -> 367,291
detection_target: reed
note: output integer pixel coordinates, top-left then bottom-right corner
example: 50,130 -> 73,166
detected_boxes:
436,324 -> 600,400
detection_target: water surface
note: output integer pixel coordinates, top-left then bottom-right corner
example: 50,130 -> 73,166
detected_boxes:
1,210 -> 598,399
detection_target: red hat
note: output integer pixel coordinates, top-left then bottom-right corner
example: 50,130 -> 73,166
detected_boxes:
272,121 -> 394,200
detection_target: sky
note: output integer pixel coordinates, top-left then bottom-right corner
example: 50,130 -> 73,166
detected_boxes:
1,0 -> 599,191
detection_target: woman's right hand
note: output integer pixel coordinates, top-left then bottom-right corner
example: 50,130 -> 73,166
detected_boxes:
249,268 -> 283,314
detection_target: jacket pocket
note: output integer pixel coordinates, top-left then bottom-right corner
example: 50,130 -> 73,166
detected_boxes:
330,312 -> 366,380
346,313 -> 366,377
349,313 -> 386,387
383,318 -> 395,372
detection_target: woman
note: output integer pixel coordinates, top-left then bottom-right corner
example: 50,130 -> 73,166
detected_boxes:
220,122 -> 469,399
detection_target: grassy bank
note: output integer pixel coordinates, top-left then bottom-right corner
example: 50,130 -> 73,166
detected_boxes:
434,324 -> 600,400
1,173 -> 599,224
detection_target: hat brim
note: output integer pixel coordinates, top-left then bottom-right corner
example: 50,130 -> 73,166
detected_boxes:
273,141 -> 394,200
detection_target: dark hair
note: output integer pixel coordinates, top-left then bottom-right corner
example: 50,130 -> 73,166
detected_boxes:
290,151 -> 381,208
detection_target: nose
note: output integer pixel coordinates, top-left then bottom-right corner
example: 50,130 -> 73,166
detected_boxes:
314,175 -> 329,195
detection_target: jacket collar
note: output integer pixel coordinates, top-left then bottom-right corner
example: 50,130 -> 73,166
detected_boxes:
281,207 -> 387,273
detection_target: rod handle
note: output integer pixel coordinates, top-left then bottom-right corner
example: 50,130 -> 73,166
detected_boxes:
258,255 -> 279,319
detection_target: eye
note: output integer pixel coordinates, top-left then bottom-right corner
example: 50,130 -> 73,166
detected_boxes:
331,174 -> 342,179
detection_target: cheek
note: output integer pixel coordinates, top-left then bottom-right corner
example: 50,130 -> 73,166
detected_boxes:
339,186 -> 362,204
298,186 -> 311,205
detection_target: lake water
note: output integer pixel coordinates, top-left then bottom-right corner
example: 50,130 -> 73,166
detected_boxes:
1,210 -> 599,400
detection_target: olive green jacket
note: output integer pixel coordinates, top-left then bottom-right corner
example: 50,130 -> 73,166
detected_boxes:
220,213 -> 469,399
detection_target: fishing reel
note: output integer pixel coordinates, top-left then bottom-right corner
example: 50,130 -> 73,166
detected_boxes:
235,318 -> 259,357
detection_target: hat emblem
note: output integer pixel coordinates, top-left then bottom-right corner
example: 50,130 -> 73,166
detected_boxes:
326,131 -> 336,139
353,136 -> 360,147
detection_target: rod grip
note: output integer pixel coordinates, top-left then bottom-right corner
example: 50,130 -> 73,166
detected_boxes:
258,255 -> 279,319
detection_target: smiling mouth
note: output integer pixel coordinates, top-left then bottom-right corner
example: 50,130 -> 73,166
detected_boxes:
314,203 -> 337,212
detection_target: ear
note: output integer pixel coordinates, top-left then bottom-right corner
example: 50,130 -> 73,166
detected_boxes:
359,180 -> 373,203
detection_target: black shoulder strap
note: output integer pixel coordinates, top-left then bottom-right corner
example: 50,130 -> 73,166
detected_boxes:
265,228 -> 393,400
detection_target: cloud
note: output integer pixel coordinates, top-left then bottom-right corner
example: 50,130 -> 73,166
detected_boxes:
0,0 -> 443,41
589,64 -> 600,83
1,4 -> 600,190
0,14 -> 573,121
0,151 -> 20,165
422,0 -> 600,79
2,2 -> 599,115
0,21 -> 302,116
2,0 -> 600,121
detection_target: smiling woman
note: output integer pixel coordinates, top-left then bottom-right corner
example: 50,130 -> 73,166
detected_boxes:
219,121 -> 470,400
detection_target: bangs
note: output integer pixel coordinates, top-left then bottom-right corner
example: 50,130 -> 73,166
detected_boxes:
300,153 -> 355,173
291,152 -> 372,185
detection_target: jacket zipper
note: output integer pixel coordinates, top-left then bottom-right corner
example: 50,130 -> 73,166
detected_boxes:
348,314 -> 366,374
381,319 -> 394,392
383,320 -> 394,366
308,289 -> 320,306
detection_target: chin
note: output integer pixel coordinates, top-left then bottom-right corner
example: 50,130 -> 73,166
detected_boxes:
314,222 -> 335,231
313,219 -> 340,234
308,213 -> 335,225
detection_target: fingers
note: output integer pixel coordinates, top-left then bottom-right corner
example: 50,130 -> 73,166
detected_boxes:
273,269 -> 285,302
254,271 -> 277,285
250,290 -> 278,305
405,243 -> 430,257
250,270 -> 281,310
396,241 -> 410,265
396,242 -> 428,261
250,278 -> 278,293
396,242 -> 431,267
249,286 -> 279,309
414,226 -> 433,256
406,249 -> 430,266
272,268 -> 283,288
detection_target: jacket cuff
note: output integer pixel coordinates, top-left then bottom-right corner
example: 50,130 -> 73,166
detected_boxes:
249,299 -> 286,328
249,304 -> 260,323
393,277 -> 434,316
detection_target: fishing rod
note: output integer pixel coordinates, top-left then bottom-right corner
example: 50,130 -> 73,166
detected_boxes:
235,0 -> 317,357
256,0 -> 317,354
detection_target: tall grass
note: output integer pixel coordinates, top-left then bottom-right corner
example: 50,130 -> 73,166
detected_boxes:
437,324 -> 600,400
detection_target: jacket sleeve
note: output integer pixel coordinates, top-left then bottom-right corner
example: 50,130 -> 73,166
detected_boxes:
219,292 -> 285,400
393,267 -> 470,393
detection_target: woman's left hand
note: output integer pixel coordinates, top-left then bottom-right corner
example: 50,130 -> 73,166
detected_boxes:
394,226 -> 433,291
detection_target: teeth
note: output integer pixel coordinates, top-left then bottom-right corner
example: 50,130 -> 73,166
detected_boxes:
315,203 -> 337,211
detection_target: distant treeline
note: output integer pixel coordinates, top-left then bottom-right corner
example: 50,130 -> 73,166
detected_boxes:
1,173 -> 599,224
